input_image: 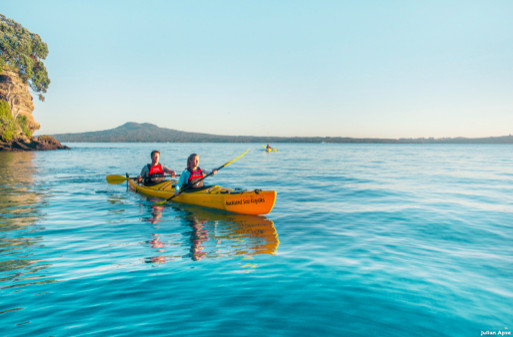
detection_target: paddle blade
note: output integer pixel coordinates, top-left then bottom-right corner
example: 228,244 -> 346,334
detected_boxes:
106,175 -> 128,184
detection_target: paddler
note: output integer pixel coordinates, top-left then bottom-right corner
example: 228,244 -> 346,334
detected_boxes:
138,150 -> 176,185
174,153 -> 217,196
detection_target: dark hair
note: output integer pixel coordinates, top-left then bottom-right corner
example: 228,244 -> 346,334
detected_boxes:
151,150 -> 160,156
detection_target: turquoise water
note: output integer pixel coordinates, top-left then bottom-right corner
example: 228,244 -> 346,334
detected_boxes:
1,143 -> 512,337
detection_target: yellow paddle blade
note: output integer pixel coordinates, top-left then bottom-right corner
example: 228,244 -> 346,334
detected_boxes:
106,175 -> 128,184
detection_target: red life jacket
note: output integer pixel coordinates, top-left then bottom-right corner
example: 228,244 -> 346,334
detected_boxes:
188,168 -> 204,188
145,164 -> 165,185
149,164 -> 164,176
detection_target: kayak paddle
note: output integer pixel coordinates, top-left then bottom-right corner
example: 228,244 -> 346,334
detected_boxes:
154,149 -> 250,206
106,174 -> 178,185
106,174 -> 134,184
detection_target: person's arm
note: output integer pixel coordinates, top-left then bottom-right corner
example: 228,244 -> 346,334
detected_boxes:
138,165 -> 149,182
204,168 -> 217,176
161,164 -> 176,177
174,170 -> 189,195
201,168 -> 217,176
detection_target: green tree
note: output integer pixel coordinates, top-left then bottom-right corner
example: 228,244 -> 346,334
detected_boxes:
0,13 -> 50,101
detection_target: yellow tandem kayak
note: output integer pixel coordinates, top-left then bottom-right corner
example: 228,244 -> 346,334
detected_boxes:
127,179 -> 277,215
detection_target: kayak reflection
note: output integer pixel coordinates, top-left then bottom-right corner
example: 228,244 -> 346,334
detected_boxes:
143,204 -> 279,263
177,205 -> 280,261
143,205 -> 168,264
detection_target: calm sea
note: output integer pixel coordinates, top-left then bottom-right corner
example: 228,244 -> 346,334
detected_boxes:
1,143 -> 512,337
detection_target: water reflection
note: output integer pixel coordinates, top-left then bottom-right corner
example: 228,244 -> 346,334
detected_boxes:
0,152 -> 53,294
180,205 -> 280,262
143,205 -> 168,264
141,203 -> 279,264
188,213 -> 209,261
0,152 -> 39,227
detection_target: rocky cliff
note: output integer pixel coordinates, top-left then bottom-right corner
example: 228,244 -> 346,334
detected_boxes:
0,68 -> 39,133
0,68 -> 68,151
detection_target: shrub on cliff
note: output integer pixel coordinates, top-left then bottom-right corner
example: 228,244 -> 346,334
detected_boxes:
0,100 -> 15,140
17,115 -> 31,138
0,100 -> 31,141
0,13 -> 50,101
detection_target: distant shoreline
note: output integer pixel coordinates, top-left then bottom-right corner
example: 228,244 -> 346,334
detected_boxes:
54,138 -> 513,144
51,122 -> 513,144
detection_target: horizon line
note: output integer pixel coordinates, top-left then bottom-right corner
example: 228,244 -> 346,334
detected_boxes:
47,122 -> 513,141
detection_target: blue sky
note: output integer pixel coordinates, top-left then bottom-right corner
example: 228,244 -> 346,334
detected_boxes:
2,1 -> 513,138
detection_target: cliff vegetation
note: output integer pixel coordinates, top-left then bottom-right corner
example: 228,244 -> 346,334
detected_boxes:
0,13 -> 66,150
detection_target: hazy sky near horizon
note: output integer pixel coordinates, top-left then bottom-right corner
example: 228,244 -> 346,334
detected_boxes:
2,0 -> 513,138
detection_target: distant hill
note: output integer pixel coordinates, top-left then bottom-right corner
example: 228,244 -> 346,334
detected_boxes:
52,122 -> 291,143
51,122 -> 513,144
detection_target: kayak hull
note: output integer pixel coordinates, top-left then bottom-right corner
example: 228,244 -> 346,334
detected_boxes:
127,179 -> 276,215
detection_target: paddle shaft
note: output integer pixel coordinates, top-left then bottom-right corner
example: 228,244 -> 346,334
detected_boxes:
106,174 -> 178,185
156,149 -> 250,205
181,149 -> 250,192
